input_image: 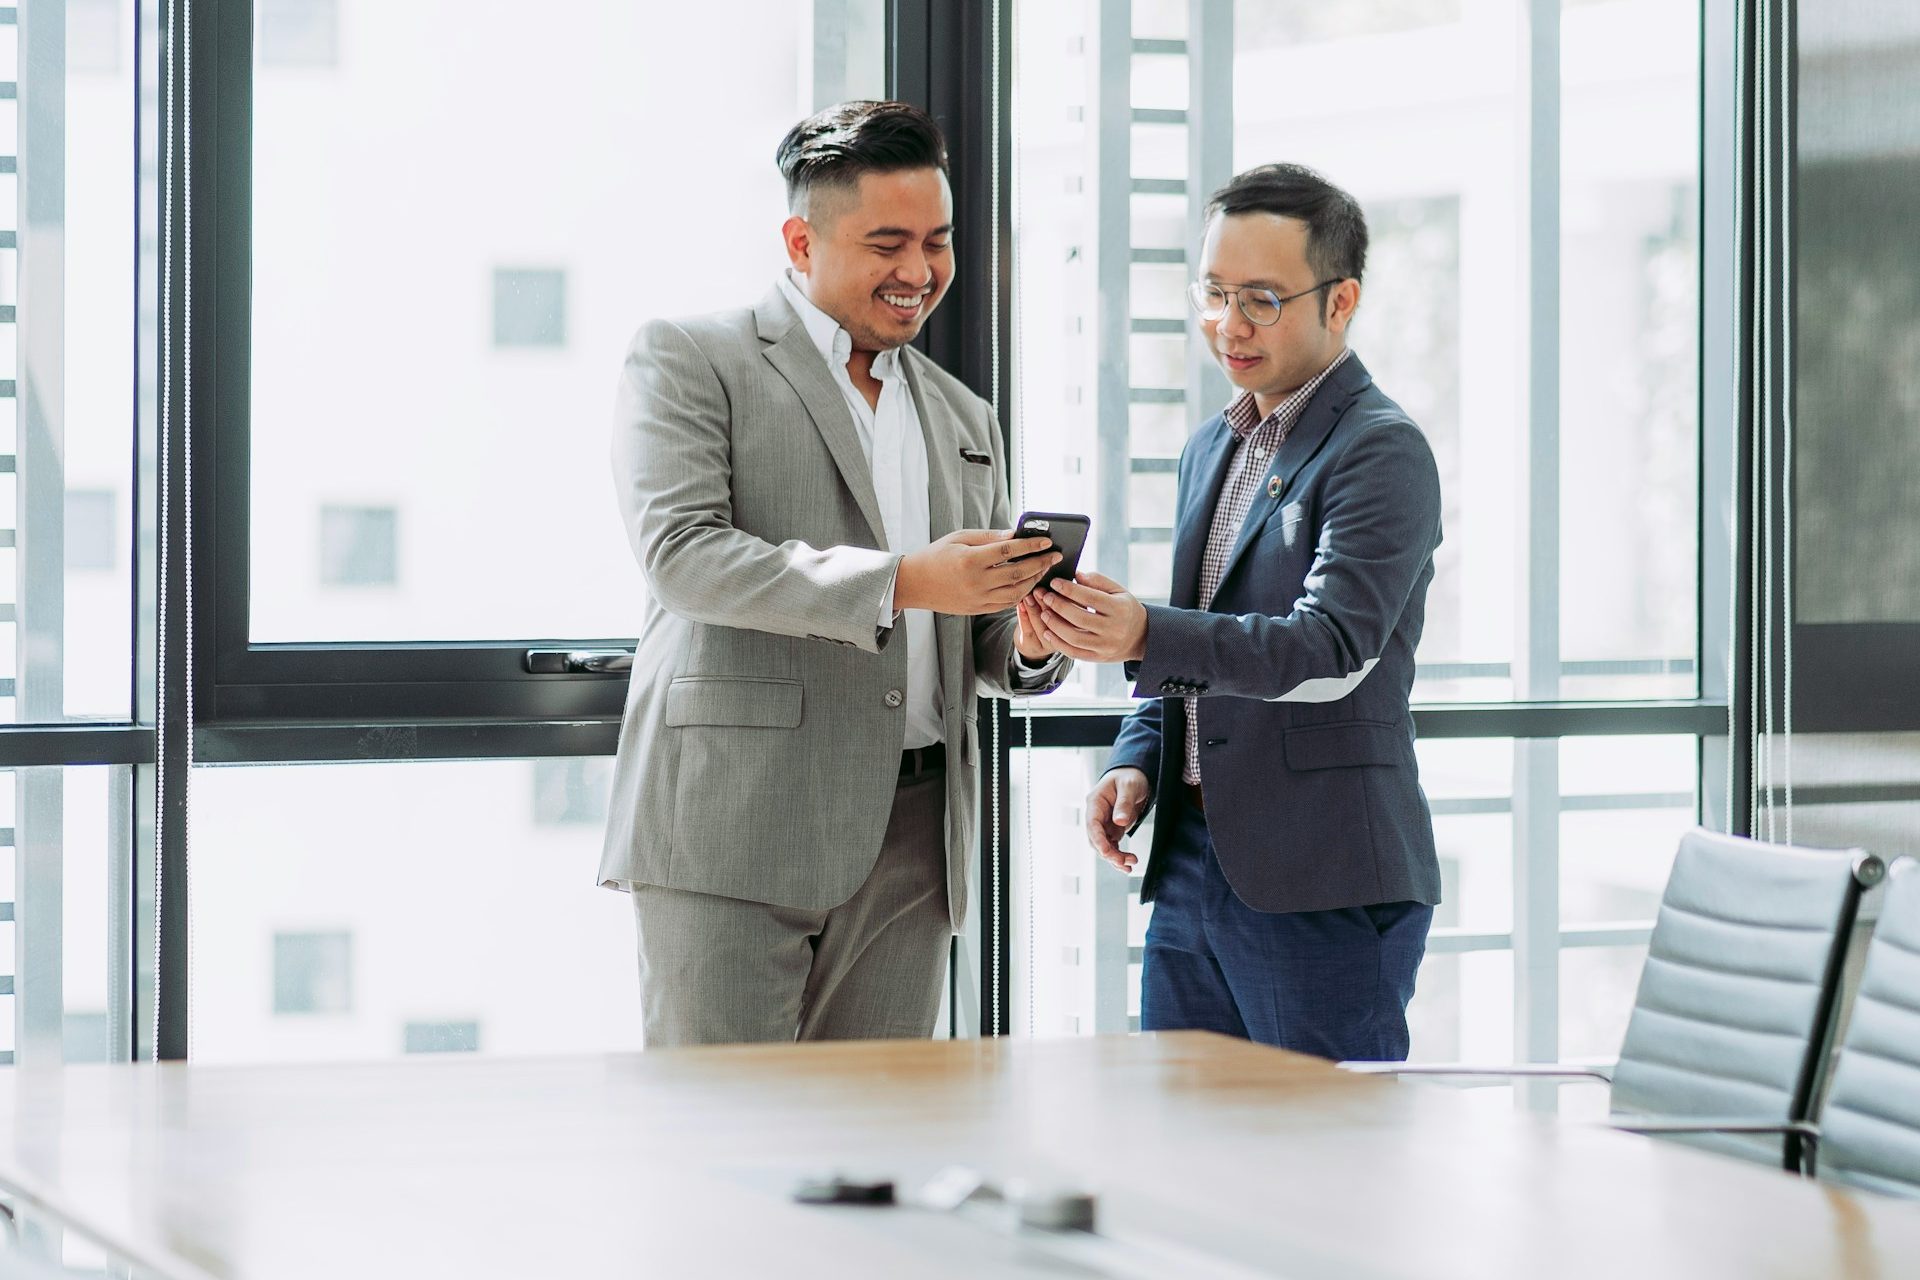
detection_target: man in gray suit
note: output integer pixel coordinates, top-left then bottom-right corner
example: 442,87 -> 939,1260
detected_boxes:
600,101 -> 1070,1047
1029,164 -> 1442,1061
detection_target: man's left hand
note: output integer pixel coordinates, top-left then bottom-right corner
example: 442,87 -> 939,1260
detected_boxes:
1013,593 -> 1063,662
1030,571 -> 1148,663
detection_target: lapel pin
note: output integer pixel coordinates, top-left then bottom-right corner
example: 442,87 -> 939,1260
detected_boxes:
1267,476 -> 1284,499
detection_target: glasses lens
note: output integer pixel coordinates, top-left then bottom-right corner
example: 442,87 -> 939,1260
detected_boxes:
1242,290 -> 1283,325
1190,282 -> 1228,318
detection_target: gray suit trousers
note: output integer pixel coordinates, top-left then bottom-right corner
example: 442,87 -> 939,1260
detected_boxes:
630,770 -> 950,1046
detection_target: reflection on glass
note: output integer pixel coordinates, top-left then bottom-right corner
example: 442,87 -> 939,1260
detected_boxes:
1235,0 -> 1461,45
1559,0 -> 1700,693
1408,951 -> 1514,1065
1559,944 -> 1648,1061
1559,734 -> 1694,925
1777,733 -> 1920,864
248,2 -> 886,641
1013,0 -> 1699,707
1796,6 -> 1920,624
0,767 -> 126,1067
0,1195 -> 181,1280
1004,739 -> 1519,1061
9,0 -> 143,720
1007,746 -> 1150,1038
1007,735 -> 1693,1071
191,760 -> 643,1063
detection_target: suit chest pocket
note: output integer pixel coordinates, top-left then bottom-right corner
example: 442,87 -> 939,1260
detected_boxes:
959,457 -> 998,523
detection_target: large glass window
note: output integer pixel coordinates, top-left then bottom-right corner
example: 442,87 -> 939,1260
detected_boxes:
191,760 -> 643,1062
5,0 -> 143,722
1777,733 -> 1920,864
1005,736 -> 1692,1062
1013,0 -> 1699,708
1,0 -> 152,1071
11,0 -> 1741,1066
1789,1 -> 1920,745
246,0 -> 887,643
1005,0 -> 1705,1080
0,766 -> 133,1067
1557,0 -> 1700,699
1797,5 -> 1920,627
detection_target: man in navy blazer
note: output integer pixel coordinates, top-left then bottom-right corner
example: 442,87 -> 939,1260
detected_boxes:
1021,164 -> 1442,1061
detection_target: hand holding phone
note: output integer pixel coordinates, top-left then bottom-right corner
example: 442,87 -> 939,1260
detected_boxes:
895,527 -> 1060,615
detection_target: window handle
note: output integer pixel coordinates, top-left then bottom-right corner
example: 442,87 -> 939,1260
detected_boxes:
523,648 -> 634,675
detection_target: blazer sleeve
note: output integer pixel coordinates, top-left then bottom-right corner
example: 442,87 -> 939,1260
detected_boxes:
1130,418 -> 1441,700
1104,695 -> 1164,812
612,319 -> 900,653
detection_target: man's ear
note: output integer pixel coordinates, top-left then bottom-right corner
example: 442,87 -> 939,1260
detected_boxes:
1326,279 -> 1362,334
782,215 -> 813,271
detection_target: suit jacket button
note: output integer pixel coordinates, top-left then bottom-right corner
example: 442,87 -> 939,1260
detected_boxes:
883,688 -> 904,708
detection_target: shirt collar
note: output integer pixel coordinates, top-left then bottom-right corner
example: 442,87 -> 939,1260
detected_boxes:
1223,347 -> 1352,442
776,271 -> 901,379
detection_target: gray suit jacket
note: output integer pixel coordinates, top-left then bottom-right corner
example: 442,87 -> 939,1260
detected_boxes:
1107,354 -> 1443,914
599,287 -> 1066,930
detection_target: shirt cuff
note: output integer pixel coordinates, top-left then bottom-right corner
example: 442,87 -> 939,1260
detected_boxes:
1010,649 -> 1066,688
879,561 -> 901,630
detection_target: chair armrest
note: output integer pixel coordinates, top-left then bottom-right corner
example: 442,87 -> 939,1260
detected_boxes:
1607,1117 -> 1820,1174
1337,1061 -> 1614,1083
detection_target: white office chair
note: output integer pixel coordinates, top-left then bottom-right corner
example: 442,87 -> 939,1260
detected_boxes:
1344,827 -> 1884,1171
1616,854 -> 1920,1195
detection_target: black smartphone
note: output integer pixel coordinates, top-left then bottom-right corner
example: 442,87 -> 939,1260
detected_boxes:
1010,511 -> 1092,594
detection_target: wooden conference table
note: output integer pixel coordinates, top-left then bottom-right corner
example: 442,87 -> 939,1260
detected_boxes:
0,1032 -> 1915,1278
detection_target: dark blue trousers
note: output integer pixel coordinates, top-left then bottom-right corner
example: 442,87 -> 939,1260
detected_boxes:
1140,803 -> 1432,1061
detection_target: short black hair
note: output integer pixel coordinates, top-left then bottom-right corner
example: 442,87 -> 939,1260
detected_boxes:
775,101 -> 949,218
1206,163 -> 1369,309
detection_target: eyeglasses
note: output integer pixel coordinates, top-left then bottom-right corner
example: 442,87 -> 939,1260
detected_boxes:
1188,278 -> 1340,327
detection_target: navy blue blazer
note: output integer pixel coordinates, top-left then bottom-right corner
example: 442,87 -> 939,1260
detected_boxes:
1106,353 -> 1443,914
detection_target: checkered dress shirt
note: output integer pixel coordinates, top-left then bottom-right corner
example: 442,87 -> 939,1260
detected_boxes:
1183,349 -> 1351,785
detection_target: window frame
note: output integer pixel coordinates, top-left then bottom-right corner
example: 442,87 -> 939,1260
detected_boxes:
977,0 -> 1738,1043
190,0 -> 977,732
71,0 -> 1751,1062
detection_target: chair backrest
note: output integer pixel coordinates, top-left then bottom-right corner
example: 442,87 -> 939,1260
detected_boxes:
1609,828 -> 1882,1167
1815,856 -> 1920,1196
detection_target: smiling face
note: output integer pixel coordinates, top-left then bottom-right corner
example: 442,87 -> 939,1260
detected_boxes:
782,167 -> 954,352
1198,210 -> 1360,414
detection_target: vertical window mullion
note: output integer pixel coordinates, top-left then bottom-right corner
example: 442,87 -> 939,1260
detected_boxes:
14,0 -> 71,1070
1512,0 -> 1563,1102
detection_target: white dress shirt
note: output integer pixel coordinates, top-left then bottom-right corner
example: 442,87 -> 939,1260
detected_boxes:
777,272 -> 944,749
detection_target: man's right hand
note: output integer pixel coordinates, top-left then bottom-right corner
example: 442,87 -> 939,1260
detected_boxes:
894,529 -> 1058,616
1087,767 -> 1152,873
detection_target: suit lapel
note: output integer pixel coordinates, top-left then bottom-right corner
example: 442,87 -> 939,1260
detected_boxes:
756,289 -> 887,548
903,353 -> 961,540
1211,354 -> 1372,594
1171,417 -> 1236,610
902,351 -> 967,709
